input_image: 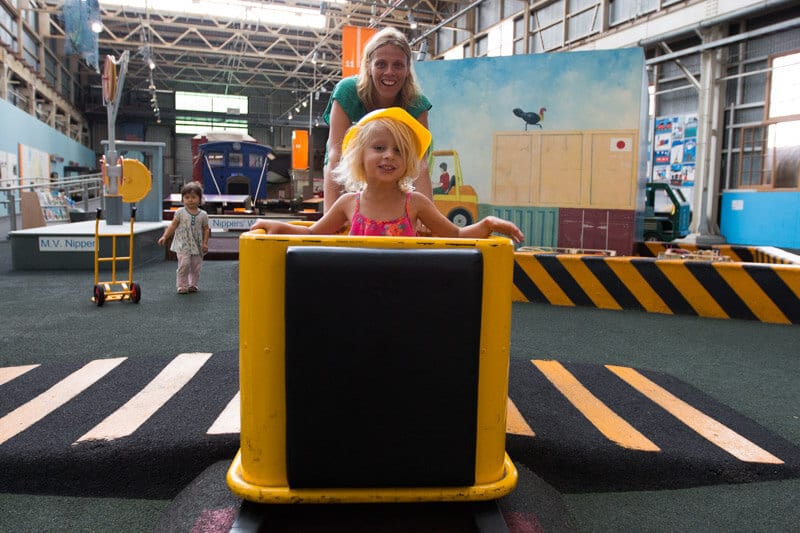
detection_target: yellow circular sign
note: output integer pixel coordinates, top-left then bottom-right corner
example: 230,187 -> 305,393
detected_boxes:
120,158 -> 152,203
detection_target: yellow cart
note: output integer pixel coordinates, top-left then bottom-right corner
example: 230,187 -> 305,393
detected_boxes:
91,206 -> 141,306
229,231 -> 518,504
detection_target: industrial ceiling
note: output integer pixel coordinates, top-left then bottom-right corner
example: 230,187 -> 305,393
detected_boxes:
47,1 -> 469,120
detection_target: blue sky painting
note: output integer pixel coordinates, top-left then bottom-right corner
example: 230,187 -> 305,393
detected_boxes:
415,48 -> 646,200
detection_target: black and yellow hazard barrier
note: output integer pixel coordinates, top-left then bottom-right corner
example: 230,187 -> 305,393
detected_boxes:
228,232 -> 518,503
513,252 -> 800,325
636,242 -> 800,265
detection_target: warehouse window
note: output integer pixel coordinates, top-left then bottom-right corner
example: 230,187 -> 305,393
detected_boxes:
0,5 -> 18,52
175,91 -> 248,115
767,52 -> 800,119
175,116 -> 249,136
736,51 -> 800,190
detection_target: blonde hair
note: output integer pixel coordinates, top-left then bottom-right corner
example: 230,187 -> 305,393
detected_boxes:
357,27 -> 422,111
333,117 -> 421,193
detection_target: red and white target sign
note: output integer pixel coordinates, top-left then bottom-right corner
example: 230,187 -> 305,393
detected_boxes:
610,138 -> 632,152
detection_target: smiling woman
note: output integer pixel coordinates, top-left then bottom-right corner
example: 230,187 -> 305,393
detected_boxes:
321,27 -> 433,213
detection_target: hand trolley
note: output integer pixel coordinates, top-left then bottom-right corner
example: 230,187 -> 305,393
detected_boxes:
91,207 -> 141,306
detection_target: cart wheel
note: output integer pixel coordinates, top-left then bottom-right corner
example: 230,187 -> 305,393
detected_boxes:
130,283 -> 141,304
94,285 -> 105,307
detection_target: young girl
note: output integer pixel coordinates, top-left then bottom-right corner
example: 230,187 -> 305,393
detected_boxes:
251,107 -> 524,243
158,181 -> 210,294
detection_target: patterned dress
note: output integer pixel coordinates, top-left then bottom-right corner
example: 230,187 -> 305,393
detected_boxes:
348,193 -> 416,236
169,207 -> 209,255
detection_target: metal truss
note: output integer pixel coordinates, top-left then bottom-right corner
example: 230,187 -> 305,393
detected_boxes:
47,1 -> 465,101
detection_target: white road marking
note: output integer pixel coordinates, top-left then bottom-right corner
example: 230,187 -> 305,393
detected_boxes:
207,391 -> 240,435
0,364 -> 40,386
0,358 -> 126,445
75,352 -> 212,443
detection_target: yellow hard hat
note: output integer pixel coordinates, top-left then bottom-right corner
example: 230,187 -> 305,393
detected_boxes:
342,107 -> 432,160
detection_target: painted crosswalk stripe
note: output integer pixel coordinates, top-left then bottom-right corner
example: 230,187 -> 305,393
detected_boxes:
606,365 -> 784,464
76,352 -> 213,443
207,391 -> 240,435
506,397 -> 535,436
0,358 -> 126,446
0,364 -> 40,386
533,360 -> 661,452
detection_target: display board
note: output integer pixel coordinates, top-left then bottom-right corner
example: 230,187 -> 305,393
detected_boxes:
18,143 -> 51,187
652,115 -> 698,187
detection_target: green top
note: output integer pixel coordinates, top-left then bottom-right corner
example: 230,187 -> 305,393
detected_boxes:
322,76 -> 432,163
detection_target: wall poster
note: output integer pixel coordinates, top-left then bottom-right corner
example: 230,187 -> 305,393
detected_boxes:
18,143 -> 51,187
652,115 -> 697,187
0,149 -> 19,217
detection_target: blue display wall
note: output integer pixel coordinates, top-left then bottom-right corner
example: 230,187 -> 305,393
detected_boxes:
0,99 -> 97,216
720,190 -> 800,248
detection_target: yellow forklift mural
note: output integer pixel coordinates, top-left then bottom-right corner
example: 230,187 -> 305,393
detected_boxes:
430,149 -> 478,227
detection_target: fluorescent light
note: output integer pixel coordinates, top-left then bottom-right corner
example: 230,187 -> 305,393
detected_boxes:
91,20 -> 103,33
99,0 -> 326,30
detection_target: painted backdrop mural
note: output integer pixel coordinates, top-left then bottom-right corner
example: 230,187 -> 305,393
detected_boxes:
415,49 -> 648,255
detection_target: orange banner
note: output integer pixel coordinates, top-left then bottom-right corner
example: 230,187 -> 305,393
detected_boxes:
342,25 -> 377,78
292,130 -> 309,170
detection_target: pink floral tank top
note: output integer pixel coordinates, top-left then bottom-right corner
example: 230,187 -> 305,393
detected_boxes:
349,192 -> 416,236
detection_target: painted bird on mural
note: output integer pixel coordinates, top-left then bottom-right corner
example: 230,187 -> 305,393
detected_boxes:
513,107 -> 546,130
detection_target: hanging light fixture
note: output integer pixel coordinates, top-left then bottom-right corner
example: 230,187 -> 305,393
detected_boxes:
407,13 -> 417,30
416,40 -> 428,62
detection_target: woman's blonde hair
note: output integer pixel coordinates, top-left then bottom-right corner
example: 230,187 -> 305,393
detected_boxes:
333,117 -> 421,193
357,27 -> 422,111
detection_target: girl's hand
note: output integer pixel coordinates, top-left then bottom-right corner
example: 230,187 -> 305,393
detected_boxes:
157,236 -> 166,247
250,219 -> 275,232
484,216 -> 525,243
250,218 -> 305,235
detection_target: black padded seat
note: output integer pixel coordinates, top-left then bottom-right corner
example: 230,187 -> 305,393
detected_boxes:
284,246 -> 484,488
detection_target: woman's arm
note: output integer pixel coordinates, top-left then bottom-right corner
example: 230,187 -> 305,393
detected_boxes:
323,101 -> 352,213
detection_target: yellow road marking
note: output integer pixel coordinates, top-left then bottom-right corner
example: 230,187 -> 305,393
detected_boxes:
532,360 -> 660,451
76,352 -> 212,443
207,391 -> 240,435
0,358 -> 126,446
506,397 -> 535,436
606,365 -> 784,464
0,364 -> 39,386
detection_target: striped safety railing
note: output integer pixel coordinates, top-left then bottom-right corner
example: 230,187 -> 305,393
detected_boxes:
512,252 -> 800,325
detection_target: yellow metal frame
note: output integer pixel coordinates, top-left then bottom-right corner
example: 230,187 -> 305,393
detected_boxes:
228,231 -> 518,503
91,211 -> 137,304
